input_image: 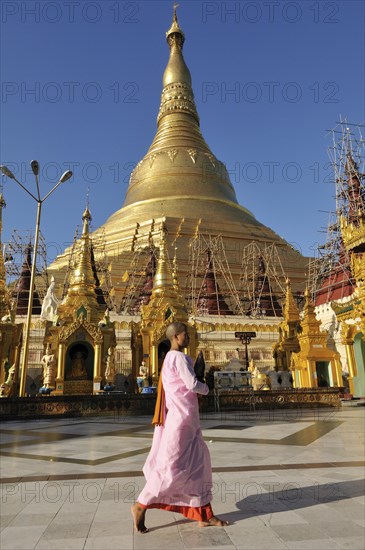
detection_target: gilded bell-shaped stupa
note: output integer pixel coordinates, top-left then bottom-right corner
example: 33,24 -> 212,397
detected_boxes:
51,7 -> 309,302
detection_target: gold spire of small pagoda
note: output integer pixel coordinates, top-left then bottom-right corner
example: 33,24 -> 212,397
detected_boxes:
67,206 -> 95,298
140,220 -> 188,331
283,278 -> 300,322
299,287 -> 327,339
152,221 -> 176,295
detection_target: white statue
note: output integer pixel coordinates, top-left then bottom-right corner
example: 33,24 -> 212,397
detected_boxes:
0,363 -> 16,397
41,343 -> 56,389
41,276 -> 60,322
98,308 -> 110,328
105,347 -> 116,384
138,361 -> 149,389
139,361 -> 148,378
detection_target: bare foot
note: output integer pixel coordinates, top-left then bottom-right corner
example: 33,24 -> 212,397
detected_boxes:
131,503 -> 149,533
199,516 -> 229,527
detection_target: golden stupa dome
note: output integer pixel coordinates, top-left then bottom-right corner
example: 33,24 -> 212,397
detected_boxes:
106,7 -> 261,230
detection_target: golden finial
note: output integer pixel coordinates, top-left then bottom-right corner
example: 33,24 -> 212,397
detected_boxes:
173,2 -> 179,19
166,1 -> 185,45
82,192 -> 92,235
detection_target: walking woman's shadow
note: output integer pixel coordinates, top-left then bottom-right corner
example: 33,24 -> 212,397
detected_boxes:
215,478 -> 365,525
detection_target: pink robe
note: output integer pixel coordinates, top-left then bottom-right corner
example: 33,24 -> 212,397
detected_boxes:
138,350 -> 212,508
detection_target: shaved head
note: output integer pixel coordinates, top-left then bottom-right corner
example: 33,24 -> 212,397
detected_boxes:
166,322 -> 187,342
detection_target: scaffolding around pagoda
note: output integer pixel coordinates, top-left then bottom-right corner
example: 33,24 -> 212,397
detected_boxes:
308,119 -> 364,303
118,244 -> 159,315
4,229 -> 49,304
186,233 -> 245,316
239,241 -> 288,317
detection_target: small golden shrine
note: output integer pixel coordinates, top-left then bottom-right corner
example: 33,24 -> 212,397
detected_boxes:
291,289 -> 342,389
139,221 -> 196,382
0,192 -> 22,397
45,207 -> 116,395
273,279 -> 300,371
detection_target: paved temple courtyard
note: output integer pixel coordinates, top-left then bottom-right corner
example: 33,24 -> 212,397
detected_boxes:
0,405 -> 364,550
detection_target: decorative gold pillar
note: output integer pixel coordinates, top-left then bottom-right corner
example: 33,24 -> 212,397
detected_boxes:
151,345 -> 159,380
54,342 -> 66,395
331,359 -> 342,386
93,342 -> 102,393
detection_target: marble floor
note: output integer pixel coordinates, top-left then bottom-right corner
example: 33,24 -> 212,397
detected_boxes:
0,406 -> 364,550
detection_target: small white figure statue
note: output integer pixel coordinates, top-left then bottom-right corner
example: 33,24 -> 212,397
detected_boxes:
0,363 -> 16,397
98,308 -> 110,328
137,361 -> 149,390
139,361 -> 148,378
41,276 -> 60,322
105,347 -> 116,384
41,343 -> 56,389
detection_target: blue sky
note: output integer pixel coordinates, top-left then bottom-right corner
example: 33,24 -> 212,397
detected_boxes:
1,0 -> 364,264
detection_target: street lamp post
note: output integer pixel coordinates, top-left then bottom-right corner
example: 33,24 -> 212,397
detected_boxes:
235,331 -> 256,370
0,162 -> 72,397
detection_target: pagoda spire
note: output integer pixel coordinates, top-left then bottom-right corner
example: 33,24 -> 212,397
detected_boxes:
152,221 -> 176,296
141,220 -> 189,330
300,287 -> 324,337
67,206 -> 96,299
283,278 -> 300,323
122,5 -> 240,213
159,4 -> 199,126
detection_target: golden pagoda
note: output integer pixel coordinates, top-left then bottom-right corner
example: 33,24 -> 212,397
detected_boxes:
46,207 -> 116,395
50,7 -> 309,301
291,289 -> 342,388
42,7 -> 312,386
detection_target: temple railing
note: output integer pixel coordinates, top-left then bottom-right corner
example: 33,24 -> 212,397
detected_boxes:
0,388 -> 343,420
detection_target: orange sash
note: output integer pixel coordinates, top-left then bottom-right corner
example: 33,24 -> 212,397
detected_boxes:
151,365 -> 165,426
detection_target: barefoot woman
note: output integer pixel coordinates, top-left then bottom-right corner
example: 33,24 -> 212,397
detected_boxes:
132,322 -> 228,533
